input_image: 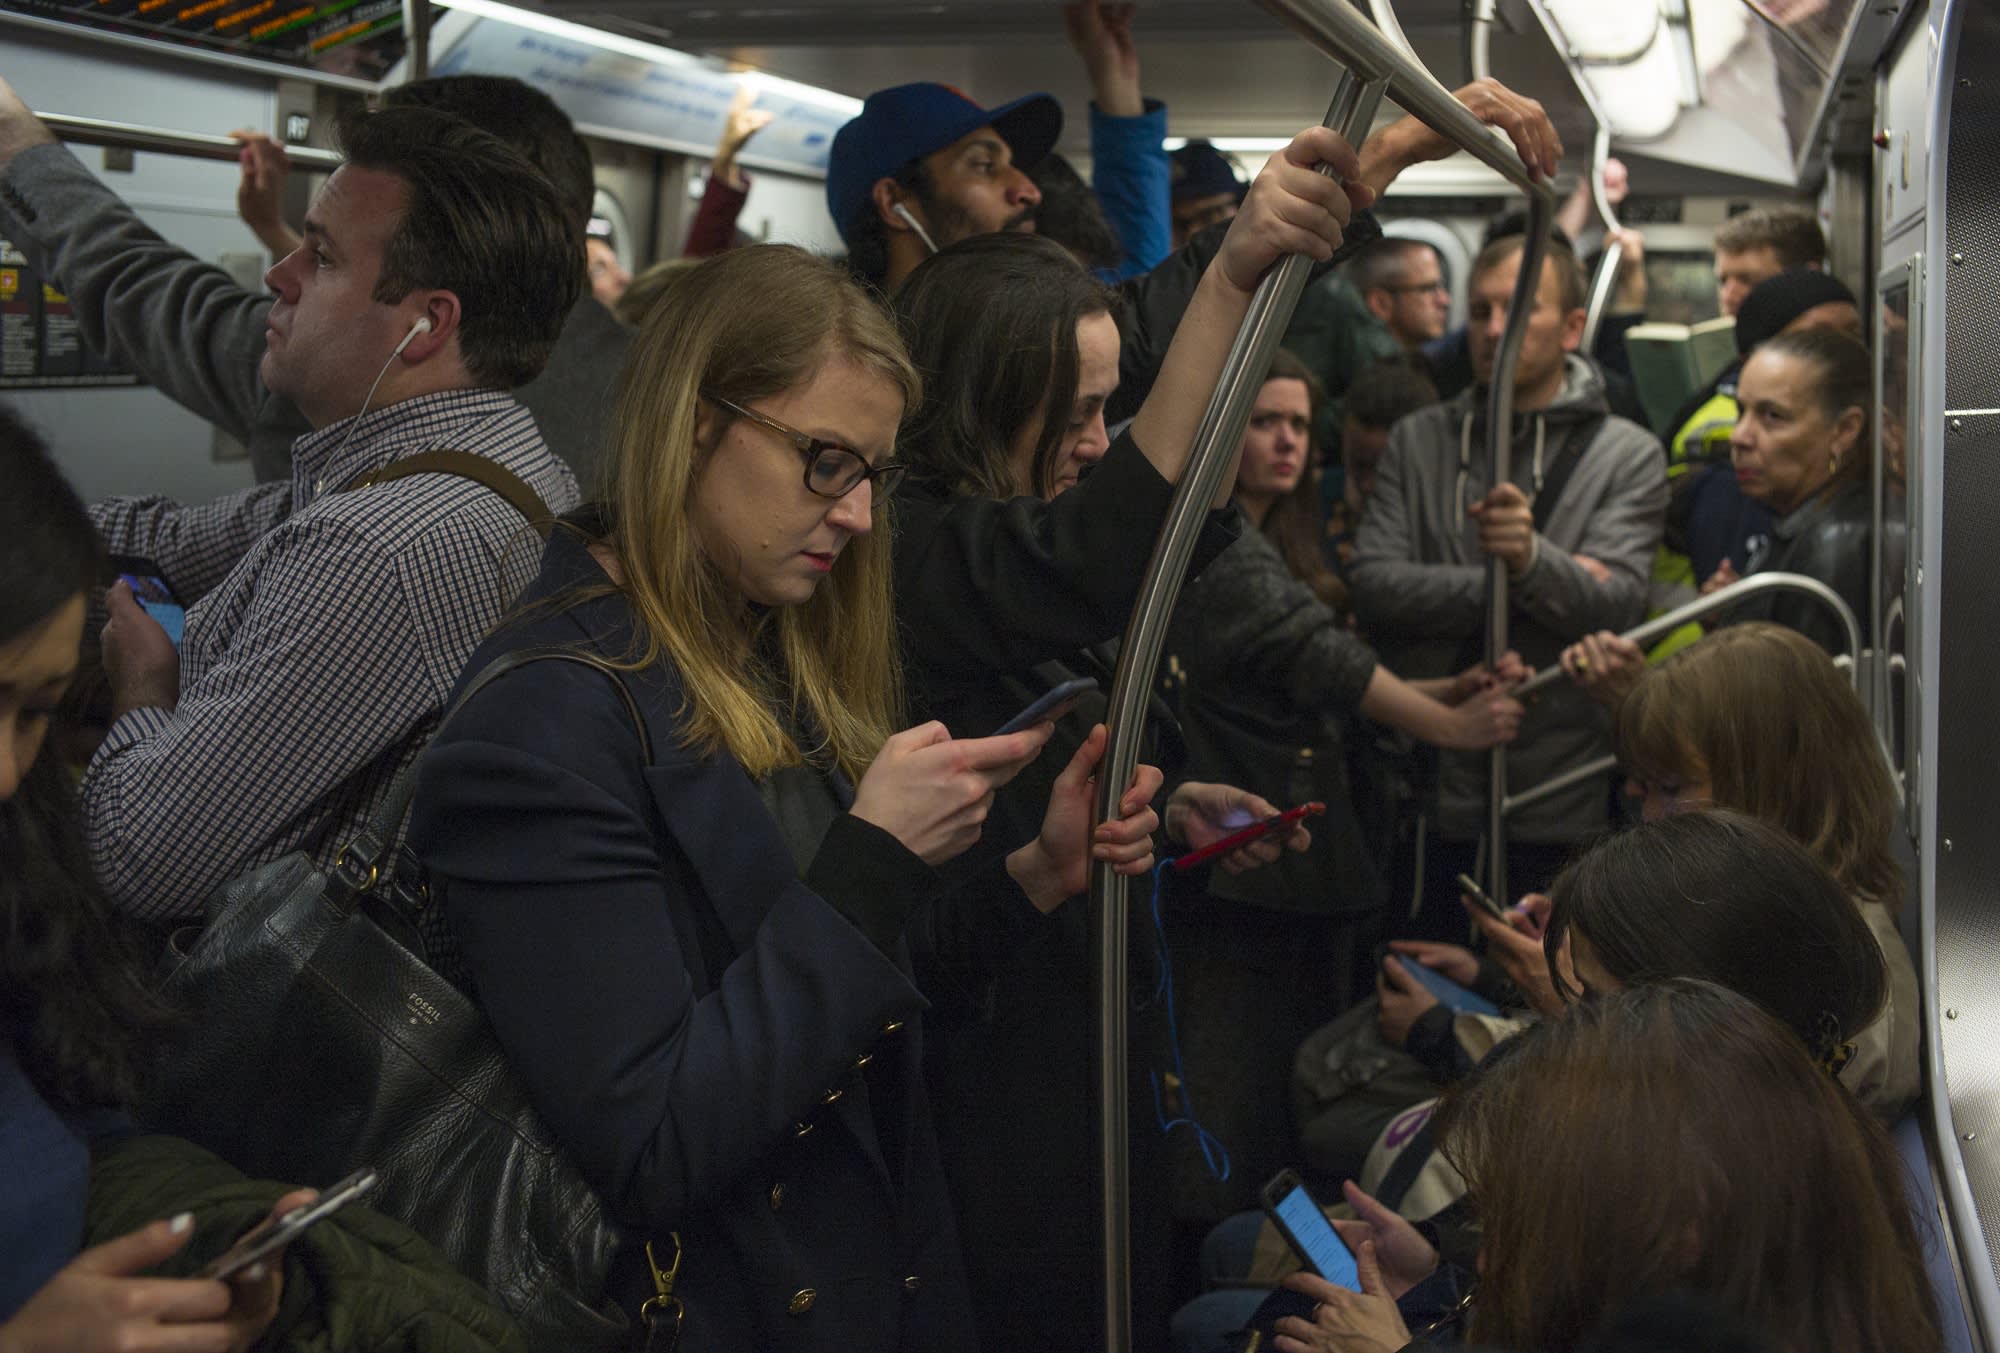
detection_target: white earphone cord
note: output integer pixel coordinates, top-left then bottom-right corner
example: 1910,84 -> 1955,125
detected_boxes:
322,318 -> 430,484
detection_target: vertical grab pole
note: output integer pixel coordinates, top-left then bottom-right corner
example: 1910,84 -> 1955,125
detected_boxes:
402,0 -> 430,79
1579,125 -> 1624,353
1090,69 -> 1390,1353
1483,191 -> 1554,908
1463,0 -> 1496,83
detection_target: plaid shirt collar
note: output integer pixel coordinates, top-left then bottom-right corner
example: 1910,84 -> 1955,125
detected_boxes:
290,387 -> 520,506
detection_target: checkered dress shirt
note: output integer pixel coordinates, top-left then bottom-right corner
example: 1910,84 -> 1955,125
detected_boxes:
83,388 -> 580,920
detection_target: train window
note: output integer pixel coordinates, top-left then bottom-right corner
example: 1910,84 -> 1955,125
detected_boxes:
1641,250 -> 1723,327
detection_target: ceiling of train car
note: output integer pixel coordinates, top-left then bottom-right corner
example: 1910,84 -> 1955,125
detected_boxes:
507,0 -> 1857,196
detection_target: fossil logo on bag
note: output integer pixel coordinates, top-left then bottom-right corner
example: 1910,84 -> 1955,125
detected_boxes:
406,992 -> 443,1027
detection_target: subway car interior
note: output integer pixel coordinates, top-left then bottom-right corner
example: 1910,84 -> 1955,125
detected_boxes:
0,0 -> 1994,1348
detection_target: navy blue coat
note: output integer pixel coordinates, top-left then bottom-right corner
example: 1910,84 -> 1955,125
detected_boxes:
410,531 -> 981,1353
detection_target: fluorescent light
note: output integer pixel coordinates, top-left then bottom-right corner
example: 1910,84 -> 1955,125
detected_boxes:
1161,136 -> 1292,154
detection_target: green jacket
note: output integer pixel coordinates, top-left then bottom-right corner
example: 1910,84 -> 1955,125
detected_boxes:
86,1135 -> 529,1353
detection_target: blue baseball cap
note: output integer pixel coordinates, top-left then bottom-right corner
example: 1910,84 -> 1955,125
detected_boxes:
827,82 -> 1064,246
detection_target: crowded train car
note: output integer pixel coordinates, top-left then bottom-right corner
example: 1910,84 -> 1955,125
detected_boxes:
0,0 -> 1992,1348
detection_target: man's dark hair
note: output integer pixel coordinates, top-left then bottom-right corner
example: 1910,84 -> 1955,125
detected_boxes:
337,105 -> 583,390
1481,208 -> 1575,253
1714,207 -> 1826,269
1347,237 -> 1435,298
1029,152 -> 1122,274
845,158 -> 935,289
893,232 -> 1120,500
1345,355 -> 1440,429
382,75 -> 594,238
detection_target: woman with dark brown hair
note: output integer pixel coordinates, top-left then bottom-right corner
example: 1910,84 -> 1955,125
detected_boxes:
1273,981 -> 1943,1353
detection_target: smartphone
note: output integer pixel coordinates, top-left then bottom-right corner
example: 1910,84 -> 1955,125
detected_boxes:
1385,950 -> 1503,1018
994,676 -> 1099,735
196,1168 -> 380,1280
1454,872 -> 1510,924
109,554 -> 185,647
1260,1168 -> 1360,1293
1170,801 -> 1326,874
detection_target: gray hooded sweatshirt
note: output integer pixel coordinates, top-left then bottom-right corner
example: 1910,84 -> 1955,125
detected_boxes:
1350,355 -> 1667,844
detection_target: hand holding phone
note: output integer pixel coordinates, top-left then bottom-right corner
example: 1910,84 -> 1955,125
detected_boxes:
1380,947 -> 1502,1018
1261,1168 -> 1361,1292
1171,801 -> 1325,874
110,555 -> 185,647
995,677 -> 1099,735
1454,872 -> 1509,924
197,1169 -> 379,1280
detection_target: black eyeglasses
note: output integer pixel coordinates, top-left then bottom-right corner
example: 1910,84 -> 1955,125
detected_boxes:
707,394 -> 906,501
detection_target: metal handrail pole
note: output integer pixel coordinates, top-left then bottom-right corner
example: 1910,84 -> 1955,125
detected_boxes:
38,112 -> 344,171
1580,126 -> 1624,351
1269,0 -> 1562,193
1264,0 -> 1558,919
402,0 -> 431,80
1464,0 -> 1497,83
1510,571 -> 1865,701
1477,198 -> 1551,910
1503,754 -> 1618,818
1089,69 -> 1387,1353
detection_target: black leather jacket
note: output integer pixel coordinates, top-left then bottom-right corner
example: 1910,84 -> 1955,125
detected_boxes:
1741,477 -> 1873,655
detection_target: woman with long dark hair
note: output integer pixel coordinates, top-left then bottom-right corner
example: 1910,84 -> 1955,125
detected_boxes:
0,406 -> 290,1349
1277,981 -> 1942,1353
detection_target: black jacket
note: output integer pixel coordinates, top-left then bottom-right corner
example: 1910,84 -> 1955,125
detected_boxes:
1737,477 -> 1872,655
410,531 -> 1034,1353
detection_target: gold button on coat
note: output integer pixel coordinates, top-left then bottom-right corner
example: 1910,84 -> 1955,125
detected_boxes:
768,1183 -> 784,1212
788,1289 -> 817,1316
902,1275 -> 921,1296
880,1020 -> 905,1035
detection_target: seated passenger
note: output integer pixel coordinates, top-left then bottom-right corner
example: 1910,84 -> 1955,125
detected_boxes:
0,407 -> 519,1352
1278,982 -> 1942,1353
1177,810 -> 1899,1353
1697,329 -> 1874,655
41,106 -> 581,924
0,73 -> 627,485
408,244 -> 1164,1350
830,73 -> 1559,422
1350,231 -> 1667,938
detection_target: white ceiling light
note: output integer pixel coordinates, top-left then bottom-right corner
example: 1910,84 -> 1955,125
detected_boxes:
1161,136 -> 1292,154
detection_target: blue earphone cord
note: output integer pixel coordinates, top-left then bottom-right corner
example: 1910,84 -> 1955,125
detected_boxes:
1135,857 -> 1232,1183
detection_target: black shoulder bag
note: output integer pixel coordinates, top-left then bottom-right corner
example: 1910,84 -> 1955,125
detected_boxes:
141,454 -> 684,1352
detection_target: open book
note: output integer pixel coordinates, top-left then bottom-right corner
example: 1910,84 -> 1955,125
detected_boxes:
1624,315 -> 1739,435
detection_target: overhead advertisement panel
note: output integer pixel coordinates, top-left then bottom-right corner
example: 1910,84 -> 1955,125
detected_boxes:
431,14 -> 854,177
0,0 -> 421,80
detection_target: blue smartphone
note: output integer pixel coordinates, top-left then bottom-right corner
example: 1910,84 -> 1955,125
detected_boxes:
112,555 -> 185,647
1389,952 -> 1502,1018
994,676 -> 1098,735
1261,1168 -> 1360,1292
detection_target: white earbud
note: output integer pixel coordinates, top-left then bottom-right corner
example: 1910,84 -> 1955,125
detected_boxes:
891,203 -> 940,256
392,315 -> 433,358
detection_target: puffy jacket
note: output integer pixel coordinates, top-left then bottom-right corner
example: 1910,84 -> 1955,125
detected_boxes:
85,1135 -> 528,1353
1350,356 -> 1667,844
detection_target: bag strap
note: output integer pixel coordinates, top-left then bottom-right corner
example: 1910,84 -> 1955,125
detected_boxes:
344,450 -> 554,540
327,646 -> 652,906
1528,412 -> 1607,530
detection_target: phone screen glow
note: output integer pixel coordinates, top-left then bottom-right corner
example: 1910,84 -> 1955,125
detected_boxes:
1275,1185 -> 1360,1292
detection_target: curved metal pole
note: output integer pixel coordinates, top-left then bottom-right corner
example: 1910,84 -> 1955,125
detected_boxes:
1089,68 -> 1387,1353
37,112 -> 344,171
1511,571 -> 1865,702
1580,126 -> 1624,352
1463,0 -> 1496,84
402,0 -> 431,80
1502,574 -> 1864,818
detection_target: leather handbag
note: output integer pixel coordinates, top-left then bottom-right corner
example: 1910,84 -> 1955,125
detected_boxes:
141,645 -> 674,1353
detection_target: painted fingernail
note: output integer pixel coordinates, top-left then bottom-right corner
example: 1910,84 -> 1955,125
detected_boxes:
170,1212 -> 194,1234
243,1263 -> 267,1282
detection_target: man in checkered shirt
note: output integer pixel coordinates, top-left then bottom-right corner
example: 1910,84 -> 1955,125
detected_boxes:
0,90 -> 583,920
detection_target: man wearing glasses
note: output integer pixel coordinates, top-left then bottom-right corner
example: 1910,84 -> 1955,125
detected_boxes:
1352,237 -> 1454,353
